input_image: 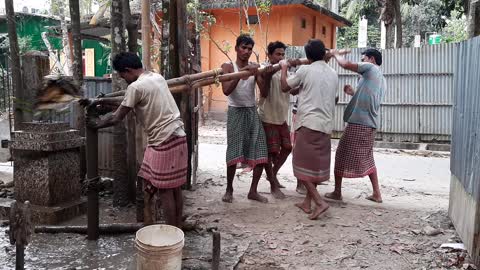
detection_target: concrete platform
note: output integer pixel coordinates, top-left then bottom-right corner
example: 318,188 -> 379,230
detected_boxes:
0,197 -> 87,224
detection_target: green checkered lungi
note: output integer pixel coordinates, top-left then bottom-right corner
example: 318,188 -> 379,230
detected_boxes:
226,106 -> 268,167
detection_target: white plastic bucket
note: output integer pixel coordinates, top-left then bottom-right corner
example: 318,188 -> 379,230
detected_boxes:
135,225 -> 185,270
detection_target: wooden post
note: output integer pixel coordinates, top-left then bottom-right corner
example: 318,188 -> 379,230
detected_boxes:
212,231 -> 221,270
9,201 -> 32,270
5,0 -> 24,128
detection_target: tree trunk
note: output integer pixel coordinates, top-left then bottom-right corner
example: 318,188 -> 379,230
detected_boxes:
394,0 -> 402,48
57,0 -> 73,75
168,0 -> 179,79
161,0 -> 171,76
468,0 -> 480,38
5,0 -> 24,128
381,0 -> 396,49
69,0 -> 86,183
177,0 -> 193,188
124,0 -> 139,53
111,0 -> 130,206
69,0 -> 83,86
123,0 -> 140,219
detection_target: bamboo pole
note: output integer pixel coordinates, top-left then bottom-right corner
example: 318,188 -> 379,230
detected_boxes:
88,51 -> 352,105
166,68 -> 224,87
169,58 -> 310,93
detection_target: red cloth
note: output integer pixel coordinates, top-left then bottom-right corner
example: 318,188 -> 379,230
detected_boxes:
334,123 -> 377,178
138,136 -> 188,189
293,127 -> 331,183
262,122 -> 292,154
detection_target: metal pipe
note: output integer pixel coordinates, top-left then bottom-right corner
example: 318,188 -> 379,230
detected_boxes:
15,244 -> 24,270
86,112 -> 99,240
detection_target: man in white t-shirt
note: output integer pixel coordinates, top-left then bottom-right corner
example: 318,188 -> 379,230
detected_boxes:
82,52 -> 186,228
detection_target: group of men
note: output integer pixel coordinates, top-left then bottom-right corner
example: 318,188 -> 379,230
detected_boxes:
221,34 -> 386,220
82,33 -> 386,227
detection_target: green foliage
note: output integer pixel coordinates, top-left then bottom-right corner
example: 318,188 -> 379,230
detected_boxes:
256,0 -> 273,14
18,36 -> 34,54
401,0 -> 465,46
337,0 -> 381,48
337,18 -> 381,48
441,10 -> 468,43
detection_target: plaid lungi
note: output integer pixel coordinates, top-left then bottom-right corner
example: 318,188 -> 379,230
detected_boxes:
262,122 -> 292,154
138,136 -> 188,189
334,123 -> 377,178
226,106 -> 268,167
293,127 -> 331,183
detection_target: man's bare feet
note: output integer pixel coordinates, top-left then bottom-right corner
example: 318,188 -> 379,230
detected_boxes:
222,191 -> 233,203
274,177 -> 286,189
324,192 -> 343,201
309,204 -> 329,220
366,195 -> 383,203
247,192 -> 268,203
294,202 -> 312,214
271,187 -> 286,199
296,184 -> 307,195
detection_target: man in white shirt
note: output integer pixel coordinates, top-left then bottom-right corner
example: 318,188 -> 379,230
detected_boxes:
279,39 -> 338,220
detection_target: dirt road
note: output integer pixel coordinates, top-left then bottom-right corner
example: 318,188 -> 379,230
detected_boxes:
0,121 -> 472,269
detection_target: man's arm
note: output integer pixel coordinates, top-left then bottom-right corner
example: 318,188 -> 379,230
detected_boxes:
333,53 -> 358,73
89,105 -> 131,129
279,60 -> 292,93
102,90 -> 126,98
221,63 -> 240,96
257,65 -> 274,98
290,86 -> 300,96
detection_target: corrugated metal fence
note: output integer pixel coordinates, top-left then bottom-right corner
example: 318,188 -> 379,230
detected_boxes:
451,36 -> 480,200
286,44 -> 456,142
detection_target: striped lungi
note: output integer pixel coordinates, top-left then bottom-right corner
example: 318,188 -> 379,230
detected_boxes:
334,123 -> 376,178
293,127 -> 331,183
138,136 -> 188,189
226,106 -> 268,167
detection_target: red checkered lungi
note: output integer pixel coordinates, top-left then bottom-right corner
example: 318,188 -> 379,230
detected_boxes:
138,136 -> 188,190
262,122 -> 292,155
334,123 -> 376,178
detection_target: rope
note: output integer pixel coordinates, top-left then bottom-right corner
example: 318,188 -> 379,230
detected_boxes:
213,68 -> 221,87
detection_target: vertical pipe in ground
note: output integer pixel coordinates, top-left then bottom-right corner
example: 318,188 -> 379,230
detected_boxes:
86,123 -> 99,240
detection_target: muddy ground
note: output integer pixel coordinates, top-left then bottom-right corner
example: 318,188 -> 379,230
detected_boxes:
0,120 -> 475,270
